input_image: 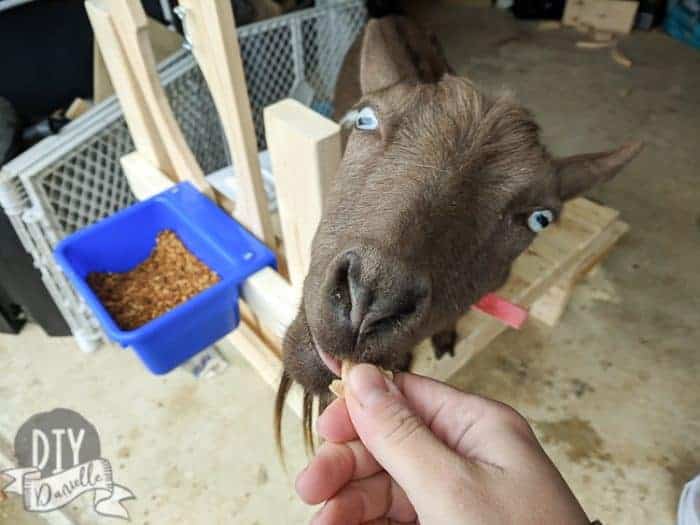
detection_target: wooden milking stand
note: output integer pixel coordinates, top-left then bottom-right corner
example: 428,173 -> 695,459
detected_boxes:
87,0 -> 629,415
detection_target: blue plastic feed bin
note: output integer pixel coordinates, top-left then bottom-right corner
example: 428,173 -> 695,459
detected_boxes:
54,182 -> 275,374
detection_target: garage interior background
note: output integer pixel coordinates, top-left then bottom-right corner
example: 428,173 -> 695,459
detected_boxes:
0,0 -> 699,524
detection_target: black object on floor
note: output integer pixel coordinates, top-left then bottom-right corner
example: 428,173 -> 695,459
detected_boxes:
0,284 -> 25,334
0,211 -> 72,336
635,0 -> 667,29
512,0 -> 566,19
0,98 -> 70,336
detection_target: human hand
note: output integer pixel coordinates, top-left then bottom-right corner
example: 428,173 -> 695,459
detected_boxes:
296,364 -> 591,525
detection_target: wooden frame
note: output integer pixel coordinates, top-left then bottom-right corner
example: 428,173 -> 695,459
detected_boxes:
264,99 -> 341,294
87,0 -> 628,416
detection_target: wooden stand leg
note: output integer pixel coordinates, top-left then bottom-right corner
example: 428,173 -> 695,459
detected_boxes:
264,99 -> 341,294
120,152 -> 175,199
529,220 -> 629,327
179,0 -> 275,245
87,1 -> 173,174
92,17 -> 182,103
88,0 -> 214,199
529,279 -> 575,327
221,323 -> 304,418
92,40 -> 114,103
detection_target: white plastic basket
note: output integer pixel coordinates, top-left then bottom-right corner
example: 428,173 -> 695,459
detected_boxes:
0,1 -> 366,352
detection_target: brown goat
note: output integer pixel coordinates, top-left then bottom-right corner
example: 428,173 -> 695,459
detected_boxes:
275,15 -> 642,447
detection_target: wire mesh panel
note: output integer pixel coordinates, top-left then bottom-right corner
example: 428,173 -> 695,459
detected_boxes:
38,119 -> 136,235
240,1 -> 366,147
241,22 -> 296,147
167,60 -> 229,174
0,0 -> 367,352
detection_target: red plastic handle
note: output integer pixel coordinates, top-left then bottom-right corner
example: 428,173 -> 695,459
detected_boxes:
472,293 -> 528,329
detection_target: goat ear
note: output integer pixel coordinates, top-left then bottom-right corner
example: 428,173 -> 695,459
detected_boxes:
360,17 -> 418,94
360,16 -> 451,95
556,141 -> 643,201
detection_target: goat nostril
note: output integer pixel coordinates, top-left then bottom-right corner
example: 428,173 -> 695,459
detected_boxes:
329,265 -> 349,311
346,254 -> 370,333
358,299 -> 418,338
328,251 -> 369,333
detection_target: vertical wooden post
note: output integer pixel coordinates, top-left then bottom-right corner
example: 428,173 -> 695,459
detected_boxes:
92,17 -> 183,104
264,99 -> 341,294
87,0 -> 172,174
92,40 -> 114,103
88,0 -> 214,199
120,152 -> 176,199
177,0 -> 275,247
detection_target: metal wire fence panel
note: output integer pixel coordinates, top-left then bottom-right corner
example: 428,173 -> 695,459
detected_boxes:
0,0 -> 366,352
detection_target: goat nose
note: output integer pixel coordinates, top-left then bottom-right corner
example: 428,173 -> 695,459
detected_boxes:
328,251 -> 369,334
325,249 -> 428,339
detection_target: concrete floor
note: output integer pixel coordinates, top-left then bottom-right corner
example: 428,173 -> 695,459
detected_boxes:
2,5 -> 700,524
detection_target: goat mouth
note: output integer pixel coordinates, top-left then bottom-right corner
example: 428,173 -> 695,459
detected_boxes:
308,327 -> 342,377
315,342 -> 342,377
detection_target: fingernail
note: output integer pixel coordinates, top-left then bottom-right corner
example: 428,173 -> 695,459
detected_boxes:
347,364 -> 389,407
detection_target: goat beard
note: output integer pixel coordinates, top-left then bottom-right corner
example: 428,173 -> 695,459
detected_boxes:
274,371 -> 334,459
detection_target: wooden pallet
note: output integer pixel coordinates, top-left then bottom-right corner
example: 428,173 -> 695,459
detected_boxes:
411,197 -> 628,381
223,196 -> 628,410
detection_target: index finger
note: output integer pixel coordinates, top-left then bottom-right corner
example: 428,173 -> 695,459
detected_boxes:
320,371 -> 515,458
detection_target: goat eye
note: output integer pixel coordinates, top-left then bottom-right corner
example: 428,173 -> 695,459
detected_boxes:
527,209 -> 554,233
355,107 -> 378,131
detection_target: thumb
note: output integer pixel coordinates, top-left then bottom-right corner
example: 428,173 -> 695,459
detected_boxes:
344,364 -> 463,506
